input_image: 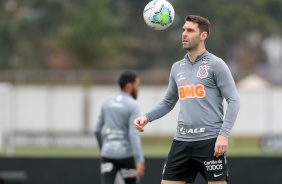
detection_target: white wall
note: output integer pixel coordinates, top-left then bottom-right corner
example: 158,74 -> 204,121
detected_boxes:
1,84 -> 282,137
7,85 -> 85,132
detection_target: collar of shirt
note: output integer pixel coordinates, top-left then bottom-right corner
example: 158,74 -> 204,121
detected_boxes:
184,50 -> 209,64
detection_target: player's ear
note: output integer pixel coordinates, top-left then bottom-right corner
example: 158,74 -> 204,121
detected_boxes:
200,32 -> 208,41
124,82 -> 133,91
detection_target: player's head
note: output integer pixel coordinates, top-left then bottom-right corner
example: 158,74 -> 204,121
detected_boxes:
185,15 -> 210,42
182,15 -> 211,51
118,71 -> 140,99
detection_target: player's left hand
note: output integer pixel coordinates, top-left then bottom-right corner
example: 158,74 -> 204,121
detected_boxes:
214,134 -> 228,158
135,162 -> 145,179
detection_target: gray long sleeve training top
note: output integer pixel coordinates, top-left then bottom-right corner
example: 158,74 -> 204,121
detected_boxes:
94,92 -> 144,164
145,51 -> 240,141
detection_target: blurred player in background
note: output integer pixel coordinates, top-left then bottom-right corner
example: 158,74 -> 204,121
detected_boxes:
134,15 -> 240,184
94,71 -> 145,184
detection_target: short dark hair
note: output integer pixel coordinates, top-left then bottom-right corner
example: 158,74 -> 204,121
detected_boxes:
118,71 -> 138,90
185,15 -> 210,40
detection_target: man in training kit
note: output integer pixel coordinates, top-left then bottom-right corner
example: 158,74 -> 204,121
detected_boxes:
95,71 -> 145,184
134,15 -> 240,184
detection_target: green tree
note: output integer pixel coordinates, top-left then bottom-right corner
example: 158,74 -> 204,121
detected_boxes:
58,0 -> 128,68
0,0 -> 67,69
1,0 -> 282,70
173,0 -> 282,59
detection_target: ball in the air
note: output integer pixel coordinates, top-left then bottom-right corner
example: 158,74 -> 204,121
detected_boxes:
143,0 -> 175,30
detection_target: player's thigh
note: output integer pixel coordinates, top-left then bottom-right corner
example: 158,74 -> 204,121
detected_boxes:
193,138 -> 228,182
161,180 -> 186,184
162,140 -> 197,182
118,157 -> 136,184
101,157 -> 118,184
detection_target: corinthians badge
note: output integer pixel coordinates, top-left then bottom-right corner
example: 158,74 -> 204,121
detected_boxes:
197,65 -> 209,79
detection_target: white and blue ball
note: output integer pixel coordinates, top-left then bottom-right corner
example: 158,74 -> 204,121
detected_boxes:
143,0 -> 175,30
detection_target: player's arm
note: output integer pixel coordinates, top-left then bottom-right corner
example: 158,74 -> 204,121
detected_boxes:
94,106 -> 105,150
144,66 -> 179,123
129,105 -> 145,178
214,59 -> 240,137
134,67 -> 178,132
213,59 -> 240,157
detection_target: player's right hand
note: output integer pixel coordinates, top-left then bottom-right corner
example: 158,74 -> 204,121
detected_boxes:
134,116 -> 148,132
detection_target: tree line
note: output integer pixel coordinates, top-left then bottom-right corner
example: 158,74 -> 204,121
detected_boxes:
0,0 -> 281,71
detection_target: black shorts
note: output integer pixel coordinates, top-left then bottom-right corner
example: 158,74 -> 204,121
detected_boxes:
162,138 -> 228,183
101,157 -> 136,184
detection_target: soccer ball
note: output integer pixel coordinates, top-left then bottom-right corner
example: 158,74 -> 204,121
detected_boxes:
143,0 -> 175,30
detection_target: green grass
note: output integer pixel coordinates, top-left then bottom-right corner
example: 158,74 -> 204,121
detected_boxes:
0,136 -> 282,157
228,136 -> 282,156
142,136 -> 282,157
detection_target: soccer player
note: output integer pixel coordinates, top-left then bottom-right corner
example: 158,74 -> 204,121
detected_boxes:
94,71 -> 145,184
134,15 -> 240,184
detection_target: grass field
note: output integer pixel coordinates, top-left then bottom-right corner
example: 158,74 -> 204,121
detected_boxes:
0,136 -> 281,157
141,136 -> 282,157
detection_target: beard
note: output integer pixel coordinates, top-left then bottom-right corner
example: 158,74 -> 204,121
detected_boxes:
131,88 -> 138,99
182,36 -> 200,51
183,41 -> 199,51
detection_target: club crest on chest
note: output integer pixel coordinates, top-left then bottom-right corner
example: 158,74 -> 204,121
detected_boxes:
197,65 -> 209,79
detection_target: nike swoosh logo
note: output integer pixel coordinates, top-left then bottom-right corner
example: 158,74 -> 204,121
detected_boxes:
214,173 -> 223,177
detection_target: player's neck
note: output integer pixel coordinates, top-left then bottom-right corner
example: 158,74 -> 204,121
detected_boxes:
187,46 -> 206,64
